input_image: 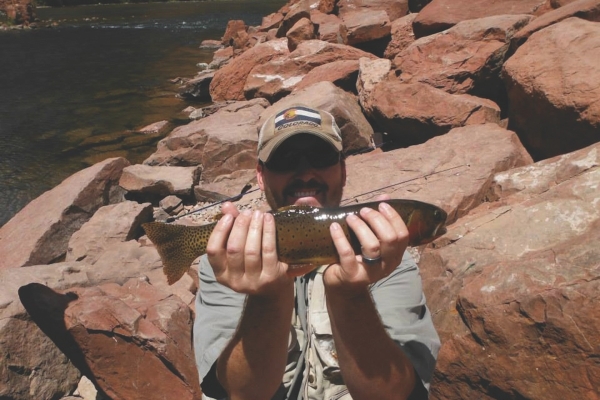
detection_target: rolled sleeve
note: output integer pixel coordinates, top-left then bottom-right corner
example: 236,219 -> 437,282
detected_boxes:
370,252 -> 441,393
194,255 -> 246,393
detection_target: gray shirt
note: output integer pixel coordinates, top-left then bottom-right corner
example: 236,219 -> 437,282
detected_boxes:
194,252 -> 440,399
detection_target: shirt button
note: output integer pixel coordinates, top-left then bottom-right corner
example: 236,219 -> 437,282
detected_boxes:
308,374 -> 315,384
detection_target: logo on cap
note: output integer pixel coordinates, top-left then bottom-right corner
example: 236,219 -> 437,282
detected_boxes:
275,106 -> 321,131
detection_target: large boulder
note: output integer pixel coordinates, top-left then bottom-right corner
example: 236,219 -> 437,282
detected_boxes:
510,0 -> 600,49
337,0 -> 409,22
340,9 -> 391,46
503,17 -> 600,160
361,80 -> 501,147
260,81 -> 375,155
66,201 -> 153,264
413,0 -> 547,37
310,10 -> 347,44
244,40 -> 377,103
393,14 -> 533,105
144,99 -> 270,182
209,38 -> 289,102
343,123 -> 533,223
0,246 -> 163,400
62,280 -> 201,399
119,164 -> 201,201
276,0 -> 311,37
293,59 -> 360,94
286,17 -> 316,51
0,157 -> 129,269
383,13 -> 417,60
422,142 -> 600,399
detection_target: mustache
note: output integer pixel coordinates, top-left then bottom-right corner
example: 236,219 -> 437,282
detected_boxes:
284,179 -> 327,194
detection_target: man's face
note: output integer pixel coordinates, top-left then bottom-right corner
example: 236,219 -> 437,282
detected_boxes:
257,134 -> 346,209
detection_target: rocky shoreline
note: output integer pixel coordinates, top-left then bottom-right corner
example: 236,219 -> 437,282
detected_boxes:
1,0 -> 600,399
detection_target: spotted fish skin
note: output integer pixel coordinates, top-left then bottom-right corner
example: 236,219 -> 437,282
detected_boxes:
142,199 -> 447,285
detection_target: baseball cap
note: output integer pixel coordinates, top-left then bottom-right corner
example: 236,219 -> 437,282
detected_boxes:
257,104 -> 343,163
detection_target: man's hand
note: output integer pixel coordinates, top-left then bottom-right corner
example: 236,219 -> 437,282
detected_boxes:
206,202 -> 293,296
323,195 -> 409,296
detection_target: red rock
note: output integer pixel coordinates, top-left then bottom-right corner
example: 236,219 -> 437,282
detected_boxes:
0,157 -> 129,269
194,169 -> 258,202
286,17 -> 316,51
66,201 -> 153,264
420,143 -> 600,399
144,99 -> 270,182
362,81 -> 501,147
260,81 -> 375,155
178,70 -> 215,102
317,0 -> 336,13
294,59 -> 360,93
199,39 -> 222,49
276,0 -> 311,37
137,120 -> 171,135
337,0 -> 409,21
209,38 -> 289,101
340,9 -> 391,46
356,57 -> 392,108
343,123 -> 533,223
119,164 -> 201,199
383,13 -> 417,59
244,40 -> 376,102
258,12 -> 284,32
62,279 -> 201,399
208,46 -> 233,70
502,17 -> 600,160
221,19 -> 247,46
413,0 -> 547,37
310,10 -> 348,43
394,14 -> 533,104
230,29 -> 250,52
511,0 -> 600,49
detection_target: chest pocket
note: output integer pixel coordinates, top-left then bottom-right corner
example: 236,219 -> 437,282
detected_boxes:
305,268 -> 352,400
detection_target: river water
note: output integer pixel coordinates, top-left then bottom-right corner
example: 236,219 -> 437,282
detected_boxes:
0,0 -> 283,226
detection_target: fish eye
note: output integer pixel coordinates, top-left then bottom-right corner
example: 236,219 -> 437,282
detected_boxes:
434,210 -> 444,221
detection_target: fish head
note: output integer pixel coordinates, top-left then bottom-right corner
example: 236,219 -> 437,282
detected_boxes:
405,204 -> 448,246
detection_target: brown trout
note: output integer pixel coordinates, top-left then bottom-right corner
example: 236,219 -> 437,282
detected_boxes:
143,199 -> 447,285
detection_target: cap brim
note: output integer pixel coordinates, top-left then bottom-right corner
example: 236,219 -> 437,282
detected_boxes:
258,129 -> 343,163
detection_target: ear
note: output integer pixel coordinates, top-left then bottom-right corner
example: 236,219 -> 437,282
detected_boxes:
257,162 -> 266,191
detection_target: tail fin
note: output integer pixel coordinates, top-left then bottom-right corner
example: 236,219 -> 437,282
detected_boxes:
143,222 -> 212,285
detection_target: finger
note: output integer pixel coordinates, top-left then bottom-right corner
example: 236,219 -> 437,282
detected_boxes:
359,205 -> 401,246
378,202 -> 409,245
221,201 -> 240,218
261,213 -> 280,277
346,212 -> 381,261
329,222 -> 360,279
244,210 -> 264,277
226,209 -> 253,278
206,213 -> 234,276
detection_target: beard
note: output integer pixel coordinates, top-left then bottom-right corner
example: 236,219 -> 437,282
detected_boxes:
262,176 -> 344,210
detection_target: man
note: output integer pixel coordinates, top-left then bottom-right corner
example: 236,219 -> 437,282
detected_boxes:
194,104 -> 440,400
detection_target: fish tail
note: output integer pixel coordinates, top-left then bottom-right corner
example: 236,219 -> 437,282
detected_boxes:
142,222 -> 212,285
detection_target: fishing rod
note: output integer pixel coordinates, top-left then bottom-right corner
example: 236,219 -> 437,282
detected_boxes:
341,163 -> 469,204
166,184 -> 258,222
166,164 -> 469,222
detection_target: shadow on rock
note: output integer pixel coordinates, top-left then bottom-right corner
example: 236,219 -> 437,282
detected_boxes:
18,283 -> 110,399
